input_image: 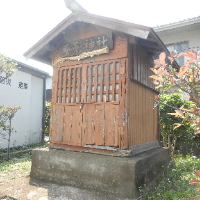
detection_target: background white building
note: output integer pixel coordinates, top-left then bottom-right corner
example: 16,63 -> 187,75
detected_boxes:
154,16 -> 200,98
0,60 -> 50,148
154,16 -> 200,64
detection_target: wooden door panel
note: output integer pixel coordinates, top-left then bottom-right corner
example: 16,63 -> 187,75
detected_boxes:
54,106 -> 64,142
82,104 -> 95,145
51,58 -> 125,148
81,103 -> 119,147
63,106 -> 82,146
104,104 -> 119,146
94,105 -> 105,146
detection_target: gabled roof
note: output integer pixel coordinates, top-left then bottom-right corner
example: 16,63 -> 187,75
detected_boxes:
154,16 -> 200,32
24,12 -> 168,65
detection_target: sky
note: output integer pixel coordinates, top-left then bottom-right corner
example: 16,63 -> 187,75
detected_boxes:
0,0 -> 200,75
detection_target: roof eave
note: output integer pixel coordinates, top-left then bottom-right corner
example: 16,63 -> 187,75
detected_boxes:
154,18 -> 200,32
24,12 -> 151,64
24,13 -> 75,60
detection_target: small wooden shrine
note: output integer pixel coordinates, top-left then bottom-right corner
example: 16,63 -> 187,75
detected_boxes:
25,12 -> 171,199
25,12 -> 168,154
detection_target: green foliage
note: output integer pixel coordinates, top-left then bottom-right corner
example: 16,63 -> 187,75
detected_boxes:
0,106 -> 21,130
44,101 -> 51,134
0,53 -> 18,81
189,171 -> 200,191
0,106 -> 21,160
0,153 -> 31,170
160,93 -> 191,127
150,52 -> 200,195
0,141 -> 47,156
0,54 -> 20,160
0,153 -> 31,183
159,93 -> 198,155
150,51 -> 200,134
139,154 -> 200,200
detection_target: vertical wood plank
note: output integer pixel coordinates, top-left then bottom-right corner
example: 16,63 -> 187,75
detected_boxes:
88,65 -> 91,102
133,45 -> 137,80
77,67 -> 81,102
82,64 -> 87,102
63,68 -> 66,103
112,61 -> 116,101
94,64 -> 97,102
68,68 -> 71,103
54,106 -> 64,142
58,70 -> 62,103
94,105 -> 102,145
72,106 -> 82,146
106,63 -> 109,102
72,68 -> 76,103
100,63 -> 103,102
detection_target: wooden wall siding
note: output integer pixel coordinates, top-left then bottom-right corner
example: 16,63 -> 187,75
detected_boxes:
50,58 -> 128,149
128,81 -> 158,146
131,44 -> 155,90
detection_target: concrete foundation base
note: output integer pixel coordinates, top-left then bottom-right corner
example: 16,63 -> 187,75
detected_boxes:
31,147 -> 170,199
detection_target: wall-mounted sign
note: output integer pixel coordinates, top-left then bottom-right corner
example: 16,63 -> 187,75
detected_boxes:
59,33 -> 113,58
0,76 -> 11,86
18,82 -> 28,89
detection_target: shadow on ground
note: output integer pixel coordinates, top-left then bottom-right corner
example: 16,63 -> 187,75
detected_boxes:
0,176 -> 129,200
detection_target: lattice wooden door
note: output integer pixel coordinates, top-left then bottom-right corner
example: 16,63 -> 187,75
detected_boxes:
51,58 -> 124,147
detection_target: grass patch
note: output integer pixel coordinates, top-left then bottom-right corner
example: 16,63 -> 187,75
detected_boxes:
0,153 -> 31,170
0,142 -> 47,156
139,154 -> 200,200
0,153 -> 31,185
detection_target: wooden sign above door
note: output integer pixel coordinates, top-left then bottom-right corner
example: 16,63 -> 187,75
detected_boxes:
59,32 -> 113,58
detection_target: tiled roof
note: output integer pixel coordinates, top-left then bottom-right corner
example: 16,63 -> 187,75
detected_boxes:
154,16 -> 200,30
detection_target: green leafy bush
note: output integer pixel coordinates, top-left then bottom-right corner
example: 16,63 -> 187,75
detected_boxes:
44,101 -> 51,135
160,93 -> 200,155
139,154 -> 200,200
0,53 -> 18,80
0,106 -> 21,160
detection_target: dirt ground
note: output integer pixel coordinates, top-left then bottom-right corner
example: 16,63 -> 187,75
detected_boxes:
1,156 -> 199,200
0,175 -> 121,200
0,162 -> 125,200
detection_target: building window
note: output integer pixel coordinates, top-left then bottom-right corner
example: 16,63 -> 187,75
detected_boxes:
166,41 -> 188,66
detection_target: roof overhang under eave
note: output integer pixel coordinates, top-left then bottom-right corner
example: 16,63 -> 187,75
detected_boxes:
24,12 -> 153,65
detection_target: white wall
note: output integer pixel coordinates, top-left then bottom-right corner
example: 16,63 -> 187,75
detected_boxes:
46,76 -> 52,90
0,70 -> 44,148
156,23 -> 200,49
155,24 -> 199,101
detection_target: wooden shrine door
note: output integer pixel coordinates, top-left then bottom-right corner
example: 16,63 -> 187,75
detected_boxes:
51,58 -> 127,149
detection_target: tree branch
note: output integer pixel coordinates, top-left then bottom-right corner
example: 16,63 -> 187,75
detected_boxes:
151,97 -> 200,117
